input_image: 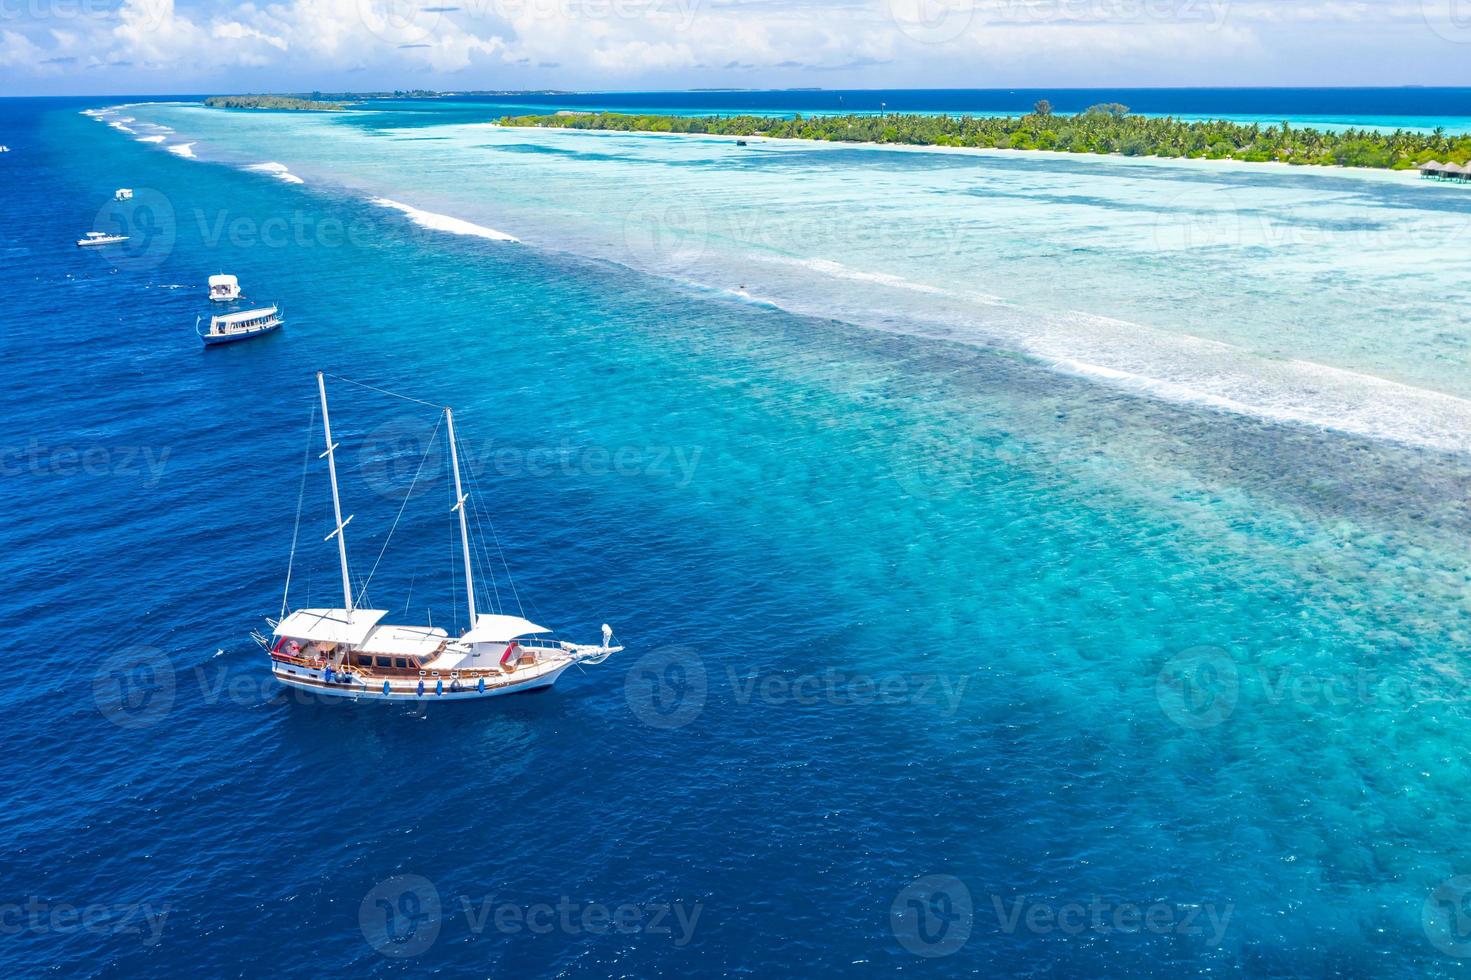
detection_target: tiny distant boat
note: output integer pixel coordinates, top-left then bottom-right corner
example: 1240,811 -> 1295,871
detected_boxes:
208,273 -> 241,302
735,139 -> 748,146
197,304 -> 282,346
114,188 -> 133,201
77,231 -> 128,247
254,372 -> 623,701
0,146 -> 10,153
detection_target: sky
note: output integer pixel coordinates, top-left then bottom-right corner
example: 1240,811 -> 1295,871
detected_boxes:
2,0 -> 1471,96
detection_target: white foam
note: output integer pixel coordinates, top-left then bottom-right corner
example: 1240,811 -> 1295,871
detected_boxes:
247,162 -> 304,184
755,254 -> 1003,304
108,122 -> 136,135
1022,315 -> 1471,455
678,253 -> 1471,455
166,142 -> 197,158
135,135 -> 166,144
369,197 -> 518,242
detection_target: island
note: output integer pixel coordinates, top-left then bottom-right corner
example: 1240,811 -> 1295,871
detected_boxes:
499,103 -> 1471,171
203,95 -> 347,112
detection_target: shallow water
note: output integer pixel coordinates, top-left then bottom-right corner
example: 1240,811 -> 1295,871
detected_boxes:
5,96 -> 1471,975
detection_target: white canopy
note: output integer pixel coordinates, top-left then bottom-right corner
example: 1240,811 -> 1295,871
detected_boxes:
359,624 -> 449,658
275,608 -> 386,646
460,614 -> 550,644
213,305 -> 276,326
208,274 -> 238,287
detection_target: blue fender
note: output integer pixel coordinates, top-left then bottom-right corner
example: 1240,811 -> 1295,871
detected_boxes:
382,680 -> 391,696
417,680 -> 425,697
436,679 -> 443,696
477,677 -> 486,694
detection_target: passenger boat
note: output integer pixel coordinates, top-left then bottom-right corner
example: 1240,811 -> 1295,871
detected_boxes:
196,304 -> 282,346
255,372 -> 622,701
208,273 -> 241,302
76,231 -> 128,247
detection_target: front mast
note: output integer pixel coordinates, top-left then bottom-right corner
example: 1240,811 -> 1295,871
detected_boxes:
316,372 -> 355,613
446,407 -> 478,630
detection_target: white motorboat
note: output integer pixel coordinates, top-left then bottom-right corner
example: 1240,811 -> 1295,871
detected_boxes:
208,273 -> 241,302
256,373 -> 622,702
114,188 -> 133,201
76,231 -> 128,247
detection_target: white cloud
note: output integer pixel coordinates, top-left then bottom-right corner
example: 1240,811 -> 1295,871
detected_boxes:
1,0 -> 1467,91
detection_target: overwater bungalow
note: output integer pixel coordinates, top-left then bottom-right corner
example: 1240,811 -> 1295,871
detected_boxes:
1420,160 -> 1471,182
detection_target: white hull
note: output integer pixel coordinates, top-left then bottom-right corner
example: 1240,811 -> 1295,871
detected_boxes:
271,658 -> 574,701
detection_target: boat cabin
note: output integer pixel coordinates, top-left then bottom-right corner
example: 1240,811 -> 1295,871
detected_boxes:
272,608 -> 448,673
208,274 -> 241,301
204,305 -> 279,337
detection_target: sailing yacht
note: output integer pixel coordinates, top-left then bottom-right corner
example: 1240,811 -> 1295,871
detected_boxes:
258,372 -> 621,701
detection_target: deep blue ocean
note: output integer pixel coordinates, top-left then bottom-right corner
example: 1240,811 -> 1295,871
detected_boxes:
7,91 -> 1471,976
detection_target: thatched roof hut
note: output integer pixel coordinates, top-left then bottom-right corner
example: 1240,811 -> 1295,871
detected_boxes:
1420,160 -> 1444,172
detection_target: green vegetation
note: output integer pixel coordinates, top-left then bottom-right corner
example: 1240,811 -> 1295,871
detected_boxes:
204,95 -> 346,112
500,104 -> 1471,170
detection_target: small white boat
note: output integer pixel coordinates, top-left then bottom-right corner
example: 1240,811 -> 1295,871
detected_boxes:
0,146 -> 10,153
208,273 -> 241,302
256,373 -> 622,702
114,188 -> 133,201
196,304 -> 283,346
76,231 -> 128,247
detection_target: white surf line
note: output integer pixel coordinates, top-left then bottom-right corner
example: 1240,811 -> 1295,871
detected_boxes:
165,142 -> 197,158
369,197 -> 519,242
247,162 -> 305,184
